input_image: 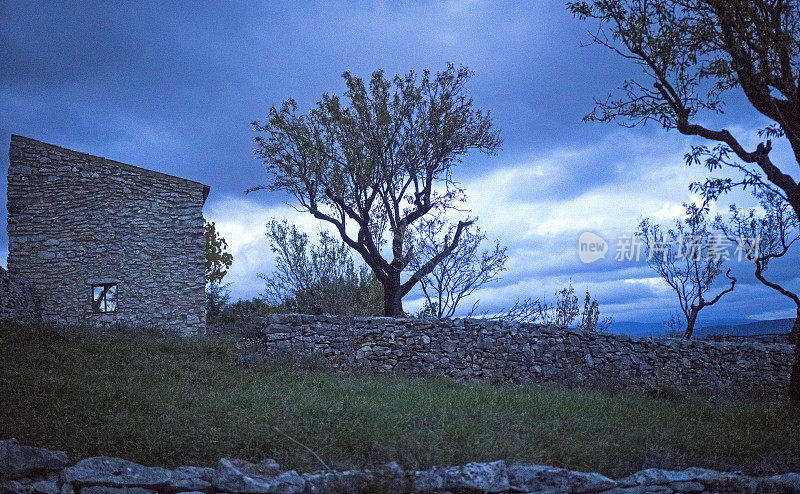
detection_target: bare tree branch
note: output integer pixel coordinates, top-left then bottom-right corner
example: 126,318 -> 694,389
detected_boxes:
409,217 -> 507,318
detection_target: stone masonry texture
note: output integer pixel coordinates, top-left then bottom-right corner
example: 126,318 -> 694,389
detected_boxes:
3,438 -> 800,493
261,314 -> 794,394
6,135 -> 208,335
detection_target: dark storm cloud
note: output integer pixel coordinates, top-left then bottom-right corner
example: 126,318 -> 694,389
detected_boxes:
2,0 -> 627,260
1,0 -> 628,188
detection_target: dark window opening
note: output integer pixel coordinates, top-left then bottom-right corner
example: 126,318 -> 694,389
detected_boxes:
92,283 -> 118,313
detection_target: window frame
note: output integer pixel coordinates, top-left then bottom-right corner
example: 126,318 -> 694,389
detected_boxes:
91,283 -> 118,314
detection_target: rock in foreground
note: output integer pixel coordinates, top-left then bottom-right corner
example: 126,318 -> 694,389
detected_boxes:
3,439 -> 800,493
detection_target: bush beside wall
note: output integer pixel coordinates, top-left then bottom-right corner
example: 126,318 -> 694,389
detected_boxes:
0,267 -> 37,325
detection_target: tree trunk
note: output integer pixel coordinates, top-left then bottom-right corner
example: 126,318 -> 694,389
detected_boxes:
684,310 -> 698,339
382,274 -> 404,317
789,315 -> 800,405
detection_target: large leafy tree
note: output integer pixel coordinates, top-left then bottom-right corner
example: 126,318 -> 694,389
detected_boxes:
569,0 -> 800,404
251,65 -> 501,316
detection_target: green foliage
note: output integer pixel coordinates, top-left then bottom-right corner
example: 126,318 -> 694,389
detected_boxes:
206,286 -> 284,330
552,283 -> 581,327
205,282 -> 230,327
664,312 -> 686,338
476,282 -> 611,330
579,290 -> 611,333
223,298 -> 284,319
568,0 -> 800,213
416,301 -> 440,319
261,219 -> 383,316
547,282 -> 611,332
2,325 -> 799,476
568,0 -> 728,129
204,221 -> 234,285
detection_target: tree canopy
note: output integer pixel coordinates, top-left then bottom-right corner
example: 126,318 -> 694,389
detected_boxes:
569,0 -> 800,214
251,65 -> 501,316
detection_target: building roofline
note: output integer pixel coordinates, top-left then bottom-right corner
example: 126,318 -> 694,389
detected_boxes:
10,134 -> 211,202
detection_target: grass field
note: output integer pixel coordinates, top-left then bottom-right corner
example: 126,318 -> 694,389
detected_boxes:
1,324 -> 799,478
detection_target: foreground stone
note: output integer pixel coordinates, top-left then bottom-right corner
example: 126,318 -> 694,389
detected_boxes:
0,439 -> 67,480
4,439 -> 800,493
80,488 -> 157,494
211,458 -> 303,493
413,460 -> 510,492
300,469 -> 381,494
506,464 -> 617,493
63,457 -> 172,489
167,467 -> 214,492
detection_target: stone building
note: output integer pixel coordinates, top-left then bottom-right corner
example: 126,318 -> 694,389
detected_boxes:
6,135 -> 208,335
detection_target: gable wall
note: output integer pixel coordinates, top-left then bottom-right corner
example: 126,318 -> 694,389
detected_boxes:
6,135 -> 207,335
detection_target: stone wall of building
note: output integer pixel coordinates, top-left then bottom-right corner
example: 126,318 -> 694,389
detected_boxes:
6,135 -> 208,335
261,314 -> 794,393
0,266 -> 37,324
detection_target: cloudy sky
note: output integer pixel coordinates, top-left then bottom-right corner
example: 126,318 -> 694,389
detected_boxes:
2,0 -> 799,328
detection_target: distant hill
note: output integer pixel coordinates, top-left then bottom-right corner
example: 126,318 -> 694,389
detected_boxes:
609,318 -> 795,339
607,321 -> 669,337
694,318 -> 795,339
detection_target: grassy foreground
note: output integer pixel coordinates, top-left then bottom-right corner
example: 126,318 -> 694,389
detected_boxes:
1,325 -> 799,477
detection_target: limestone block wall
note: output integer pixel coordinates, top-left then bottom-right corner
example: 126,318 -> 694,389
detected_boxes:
6,135 -> 208,335
261,314 -> 794,393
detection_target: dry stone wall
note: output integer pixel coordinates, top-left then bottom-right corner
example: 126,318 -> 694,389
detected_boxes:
2,439 -> 800,494
261,314 -> 794,394
6,135 -> 208,335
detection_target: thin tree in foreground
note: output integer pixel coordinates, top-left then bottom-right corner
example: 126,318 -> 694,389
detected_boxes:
410,216 -> 507,319
715,191 -> 800,343
639,204 -> 736,338
251,66 -> 501,316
